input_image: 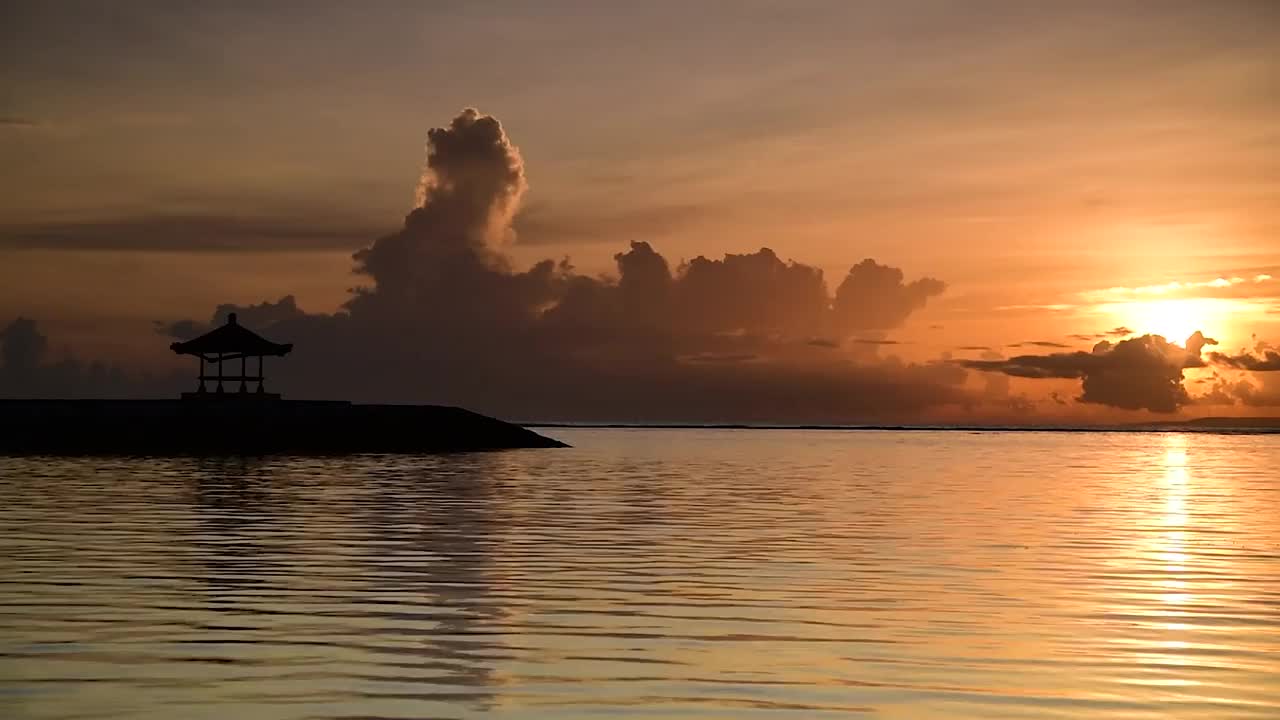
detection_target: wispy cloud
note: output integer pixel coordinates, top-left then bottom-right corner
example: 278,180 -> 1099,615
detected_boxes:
992,304 -> 1075,312
1081,273 -> 1277,302
0,116 -> 42,129
1008,341 -> 1072,349
852,338 -> 906,346
1068,327 -> 1134,342
0,214 -> 387,253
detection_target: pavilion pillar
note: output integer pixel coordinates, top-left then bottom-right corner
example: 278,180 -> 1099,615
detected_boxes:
257,356 -> 265,393
216,353 -> 224,393
240,355 -> 247,393
198,356 -> 207,393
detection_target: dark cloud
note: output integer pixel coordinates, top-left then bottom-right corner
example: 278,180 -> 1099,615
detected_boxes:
1182,331 -> 1217,367
155,295 -> 313,340
677,352 -> 760,365
1194,375 -> 1240,406
1231,377 -> 1280,406
1069,327 -> 1135,342
962,332 -> 1217,413
853,338 -> 905,345
956,345 -> 992,351
964,348 -> 1035,415
1,317 -> 179,399
0,116 -> 41,129
833,260 -> 945,333
10,109 -> 959,423
0,214 -> 385,252
671,247 -> 830,337
1208,349 -> 1280,371
1008,341 -> 1072,349
1198,356 -> 1280,406
1,318 -> 47,377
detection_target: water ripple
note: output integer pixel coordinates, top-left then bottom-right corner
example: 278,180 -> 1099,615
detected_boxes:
1,429 -> 1278,718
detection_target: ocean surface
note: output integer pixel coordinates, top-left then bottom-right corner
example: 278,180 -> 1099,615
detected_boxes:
1,429 -> 1278,719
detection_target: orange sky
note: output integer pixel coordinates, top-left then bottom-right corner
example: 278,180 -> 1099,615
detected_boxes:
1,2 -> 1277,422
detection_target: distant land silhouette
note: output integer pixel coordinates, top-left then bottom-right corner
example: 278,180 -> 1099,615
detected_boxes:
0,399 -> 566,454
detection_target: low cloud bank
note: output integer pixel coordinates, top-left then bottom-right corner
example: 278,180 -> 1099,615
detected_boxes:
0,317 -> 182,398
960,332 -> 1218,413
961,331 -> 1280,413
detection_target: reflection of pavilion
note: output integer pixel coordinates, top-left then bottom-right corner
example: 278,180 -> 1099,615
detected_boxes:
170,313 -> 292,398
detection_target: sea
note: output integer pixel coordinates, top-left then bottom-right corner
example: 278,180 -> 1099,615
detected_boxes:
2,428 -> 1278,719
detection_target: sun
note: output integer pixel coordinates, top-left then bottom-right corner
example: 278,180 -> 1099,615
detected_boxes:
1105,299 -> 1220,346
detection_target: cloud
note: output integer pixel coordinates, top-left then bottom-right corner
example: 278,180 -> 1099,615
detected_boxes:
1208,349 -> 1280,371
2,317 -> 177,399
832,260 -> 945,333
155,295 -> 313,340
1067,327 -> 1134,342
102,109 -> 953,423
1081,272 -> 1280,303
961,332 -> 1217,413
994,304 -> 1075,312
1008,340 -> 1072,349
677,352 -> 760,365
1231,377 -> 1280,406
1,317 -> 47,376
0,214 -> 384,252
671,247 -> 830,336
0,116 -> 41,129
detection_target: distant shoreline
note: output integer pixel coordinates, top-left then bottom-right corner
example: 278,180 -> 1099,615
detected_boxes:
0,399 -> 567,454
525,417 -> 1280,434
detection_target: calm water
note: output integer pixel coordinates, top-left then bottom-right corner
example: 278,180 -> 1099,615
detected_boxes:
2,429 -> 1278,719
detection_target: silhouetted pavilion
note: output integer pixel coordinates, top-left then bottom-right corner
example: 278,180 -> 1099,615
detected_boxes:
170,313 -> 292,397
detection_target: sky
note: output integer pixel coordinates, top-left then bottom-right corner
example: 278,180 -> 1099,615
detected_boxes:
1,1 -> 1278,423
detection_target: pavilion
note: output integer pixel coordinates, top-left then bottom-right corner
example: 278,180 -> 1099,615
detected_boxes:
170,313 -> 293,398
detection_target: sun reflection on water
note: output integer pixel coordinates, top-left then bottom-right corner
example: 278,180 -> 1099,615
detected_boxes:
1157,435 -> 1193,619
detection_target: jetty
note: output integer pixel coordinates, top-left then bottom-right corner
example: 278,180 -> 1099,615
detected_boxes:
0,314 -> 565,454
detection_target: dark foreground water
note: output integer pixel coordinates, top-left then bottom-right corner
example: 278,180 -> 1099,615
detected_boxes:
1,429 -> 1278,719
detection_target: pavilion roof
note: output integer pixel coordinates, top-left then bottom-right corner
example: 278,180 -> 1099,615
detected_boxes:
170,313 -> 293,357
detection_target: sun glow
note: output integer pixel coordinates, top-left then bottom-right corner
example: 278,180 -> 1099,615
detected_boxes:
1100,299 -> 1229,347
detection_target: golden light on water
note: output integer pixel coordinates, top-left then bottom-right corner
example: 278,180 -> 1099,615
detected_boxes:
1160,436 -> 1190,608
